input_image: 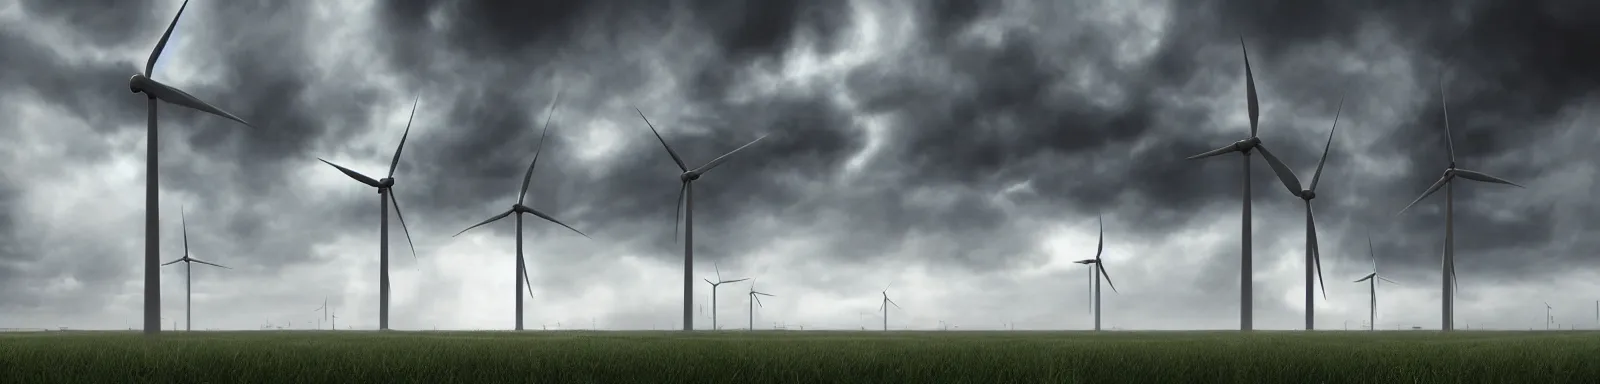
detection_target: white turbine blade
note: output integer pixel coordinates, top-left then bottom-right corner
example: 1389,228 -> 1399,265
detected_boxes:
713,261 -> 723,282
523,206 -> 591,239
1308,202 -> 1327,299
1439,71 -> 1455,164
520,90 -> 562,204
1098,264 -> 1118,294
1186,143 -> 1239,160
703,278 -> 716,286
454,209 -> 514,237
1452,169 -> 1524,188
1368,232 -> 1377,272
1354,273 -> 1376,282
389,192 -> 420,261
387,96 -> 418,179
754,292 -> 774,297
1094,215 -> 1104,260
634,107 -> 688,172
1396,174 -> 1452,215
754,295 -> 763,308
1376,276 -> 1399,285
146,0 -> 190,77
722,278 -> 750,284
1241,37 -> 1260,137
1309,95 -> 1343,192
692,133 -> 770,175
189,258 -> 231,270
180,206 -> 190,257
888,298 -> 902,309
1255,144 -> 1304,194
161,258 -> 185,267
144,81 -> 254,128
318,159 -> 382,187
521,254 -> 535,301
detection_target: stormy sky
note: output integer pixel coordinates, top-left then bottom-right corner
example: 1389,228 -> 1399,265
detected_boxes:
1,0 -> 1597,332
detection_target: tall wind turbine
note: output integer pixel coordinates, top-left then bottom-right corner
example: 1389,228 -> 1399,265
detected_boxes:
453,93 -> 588,331
314,298 -> 327,330
702,262 -> 749,331
159,207 -> 231,332
318,98 -> 422,331
635,108 -> 770,331
747,279 -> 774,330
879,284 -> 901,331
1185,38 -> 1305,331
1396,73 -> 1525,331
1353,234 -> 1398,332
1072,215 -> 1118,331
127,0 -> 255,335
1546,302 -> 1553,330
1283,96 -> 1344,330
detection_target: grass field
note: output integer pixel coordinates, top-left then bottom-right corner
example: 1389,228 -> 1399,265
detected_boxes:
3,330 -> 1598,383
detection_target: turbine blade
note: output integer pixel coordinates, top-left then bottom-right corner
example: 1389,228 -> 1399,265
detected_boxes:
318,159 -> 382,187
723,278 -> 750,284
1186,143 -> 1239,160
634,107 -> 688,172
390,192 -> 419,261
755,292 -> 774,297
146,0 -> 190,76
189,258 -> 231,270
703,278 -> 715,286
161,258 -> 185,266
1309,202 -> 1327,300
1094,215 -> 1104,260
387,96 -> 419,178
888,298 -> 902,309
1368,232 -> 1377,273
452,209 -> 513,237
1377,276 -> 1399,285
754,295 -> 763,307
1309,95 -> 1342,192
1255,144 -> 1304,194
145,81 -> 254,128
1098,264 -> 1118,294
1396,174 -> 1452,215
1452,169 -> 1524,188
521,253 -> 535,301
692,134 -> 770,174
181,206 -> 189,256
523,206 -> 590,239
1440,71 -> 1455,164
878,300 -> 884,312
520,90 -> 561,204
714,261 -> 723,282
1354,273 -> 1376,282
1241,36 -> 1259,137
674,182 -> 686,242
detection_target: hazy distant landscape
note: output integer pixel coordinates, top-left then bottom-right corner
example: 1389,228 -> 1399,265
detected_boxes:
4,331 -> 1598,383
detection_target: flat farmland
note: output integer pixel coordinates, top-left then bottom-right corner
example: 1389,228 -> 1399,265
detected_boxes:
3,330 -> 1598,383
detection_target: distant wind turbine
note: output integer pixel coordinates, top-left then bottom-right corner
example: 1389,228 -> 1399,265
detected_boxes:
747,278 -> 774,330
1281,96 -> 1344,330
702,262 -> 749,331
1353,234 -> 1398,332
1072,215 -> 1118,331
314,298 -> 327,330
318,97 -> 423,331
1546,302 -> 1553,330
1185,38 -> 1304,331
879,284 -> 901,331
1396,72 -> 1525,331
453,92 -> 588,330
635,107 -> 769,331
127,0 -> 255,335
160,207 -> 230,332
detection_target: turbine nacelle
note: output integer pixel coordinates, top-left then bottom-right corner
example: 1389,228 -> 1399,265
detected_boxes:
377,177 -> 396,188
680,171 -> 701,182
1234,137 -> 1262,154
1298,189 -> 1317,200
129,74 -> 152,94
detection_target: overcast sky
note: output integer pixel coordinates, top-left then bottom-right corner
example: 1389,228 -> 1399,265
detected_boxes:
2,0 -> 1597,332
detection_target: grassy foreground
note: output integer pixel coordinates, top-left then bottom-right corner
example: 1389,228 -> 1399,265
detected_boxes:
3,330 -> 1598,383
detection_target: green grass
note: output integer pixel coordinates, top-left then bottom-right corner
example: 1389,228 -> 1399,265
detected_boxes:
3,330 -> 1598,383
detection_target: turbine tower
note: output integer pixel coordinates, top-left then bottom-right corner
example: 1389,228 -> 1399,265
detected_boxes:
879,284 -> 901,331
318,98 -> 422,331
1353,234 -> 1398,332
453,93 -> 588,330
127,0 -> 255,335
159,207 -> 231,332
635,108 -> 769,331
1281,96 -> 1344,330
1396,72 -> 1525,331
1072,215 -> 1118,331
747,279 -> 774,330
702,262 -> 749,331
1185,38 -> 1304,331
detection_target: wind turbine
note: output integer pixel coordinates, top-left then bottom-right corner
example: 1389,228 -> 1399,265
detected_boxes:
1353,234 -> 1398,332
1395,72 -> 1525,331
635,107 -> 770,331
1546,302 -> 1553,330
747,278 -> 774,330
314,298 -> 327,330
159,207 -> 230,332
318,98 -> 423,331
127,0 -> 255,335
1072,215 -> 1118,331
701,262 -> 749,331
1282,96 -> 1344,330
1185,38 -> 1305,331
452,93 -> 588,331
879,284 -> 901,331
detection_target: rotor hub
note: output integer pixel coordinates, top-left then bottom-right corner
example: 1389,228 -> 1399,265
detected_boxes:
681,172 -> 701,182
1235,137 -> 1261,154
1300,190 -> 1316,200
129,74 -> 148,94
378,178 -> 396,188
